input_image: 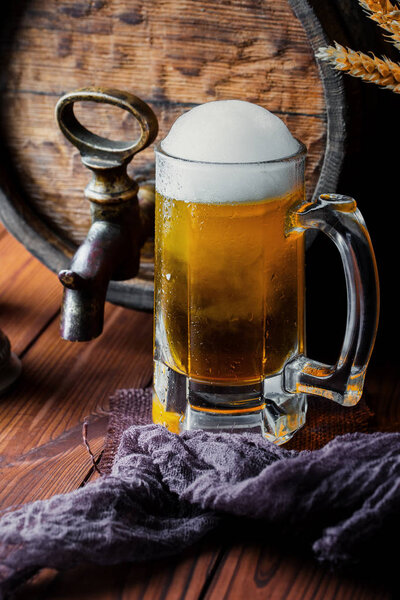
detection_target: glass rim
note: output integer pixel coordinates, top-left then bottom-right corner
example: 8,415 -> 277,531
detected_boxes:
154,138 -> 307,166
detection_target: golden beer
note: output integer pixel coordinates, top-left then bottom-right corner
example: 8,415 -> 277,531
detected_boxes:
152,100 -> 379,442
154,189 -> 305,386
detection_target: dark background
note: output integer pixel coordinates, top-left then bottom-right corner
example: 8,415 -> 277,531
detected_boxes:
306,0 -> 399,371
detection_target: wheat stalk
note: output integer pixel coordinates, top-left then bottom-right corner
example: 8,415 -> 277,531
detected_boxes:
316,0 -> 400,93
360,0 -> 400,50
316,42 -> 400,92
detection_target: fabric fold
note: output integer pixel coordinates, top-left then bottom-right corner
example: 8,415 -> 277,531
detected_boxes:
1,423 -> 400,598
0,389 -> 397,598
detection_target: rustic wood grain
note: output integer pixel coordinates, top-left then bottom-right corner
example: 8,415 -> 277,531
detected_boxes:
2,0 -> 326,242
24,538 -> 221,600
0,228 -> 153,509
0,224 -> 61,355
2,93 -> 326,246
0,303 -> 153,467
0,416 -> 107,508
0,0 -> 345,311
205,540 -> 393,600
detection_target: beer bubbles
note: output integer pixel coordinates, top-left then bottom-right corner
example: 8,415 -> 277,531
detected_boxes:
157,100 -> 302,204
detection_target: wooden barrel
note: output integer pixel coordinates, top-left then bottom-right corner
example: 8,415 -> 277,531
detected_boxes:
0,0 -> 346,311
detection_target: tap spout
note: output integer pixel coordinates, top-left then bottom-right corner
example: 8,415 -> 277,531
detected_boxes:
59,197 -> 142,341
55,87 -> 159,342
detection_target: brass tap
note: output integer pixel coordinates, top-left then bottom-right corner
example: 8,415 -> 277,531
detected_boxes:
55,88 -> 158,341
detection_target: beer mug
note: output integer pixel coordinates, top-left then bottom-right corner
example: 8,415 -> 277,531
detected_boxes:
152,109 -> 379,444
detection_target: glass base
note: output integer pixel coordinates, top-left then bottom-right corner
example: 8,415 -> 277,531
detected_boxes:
153,359 -> 307,445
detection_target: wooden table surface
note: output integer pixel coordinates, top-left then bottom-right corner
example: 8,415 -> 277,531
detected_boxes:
0,221 -> 399,600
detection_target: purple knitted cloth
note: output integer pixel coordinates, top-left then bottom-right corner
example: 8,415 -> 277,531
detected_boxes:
0,389 -> 399,598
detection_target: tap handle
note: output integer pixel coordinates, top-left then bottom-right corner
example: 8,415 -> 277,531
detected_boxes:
55,88 -> 158,169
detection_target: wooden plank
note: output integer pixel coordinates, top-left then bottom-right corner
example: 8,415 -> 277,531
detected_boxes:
20,537 -> 222,600
0,228 -> 61,355
0,303 -> 153,487
0,300 -> 157,596
204,540 -> 392,600
118,544 -> 220,600
0,416 -> 107,508
0,224 -> 154,509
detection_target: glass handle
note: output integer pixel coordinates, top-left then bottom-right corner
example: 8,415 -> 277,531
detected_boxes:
284,194 -> 379,406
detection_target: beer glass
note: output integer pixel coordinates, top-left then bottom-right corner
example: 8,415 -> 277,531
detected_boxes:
152,142 -> 379,444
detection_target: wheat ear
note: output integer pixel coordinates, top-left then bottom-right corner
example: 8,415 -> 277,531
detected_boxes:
316,42 -> 400,92
359,0 -> 400,51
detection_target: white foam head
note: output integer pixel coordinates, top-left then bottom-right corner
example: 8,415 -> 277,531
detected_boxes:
156,100 -> 304,203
